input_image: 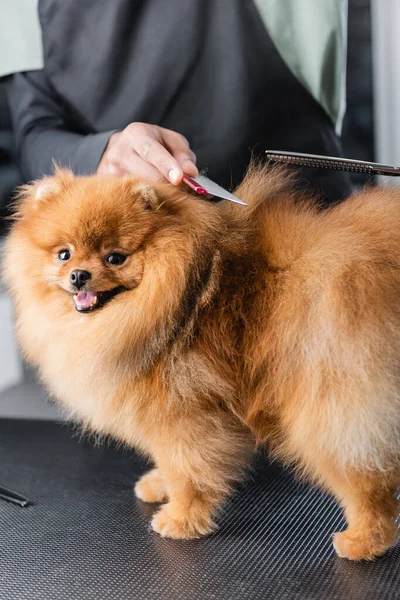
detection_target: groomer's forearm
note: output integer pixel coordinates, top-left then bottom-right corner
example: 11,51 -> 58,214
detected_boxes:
7,71 -> 117,180
18,127 -> 116,181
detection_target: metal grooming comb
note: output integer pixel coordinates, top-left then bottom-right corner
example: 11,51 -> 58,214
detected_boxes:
265,150 -> 400,177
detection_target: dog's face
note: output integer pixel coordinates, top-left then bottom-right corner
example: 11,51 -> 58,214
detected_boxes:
50,231 -> 143,314
8,170 -> 168,314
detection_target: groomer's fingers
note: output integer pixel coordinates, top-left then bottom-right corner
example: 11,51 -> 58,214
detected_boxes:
116,149 -> 166,182
127,132 -> 183,184
97,123 -> 198,184
98,134 -> 163,181
160,128 -> 198,176
125,123 -> 191,184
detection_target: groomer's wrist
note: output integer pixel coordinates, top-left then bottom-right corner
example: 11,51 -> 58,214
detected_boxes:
97,131 -> 122,175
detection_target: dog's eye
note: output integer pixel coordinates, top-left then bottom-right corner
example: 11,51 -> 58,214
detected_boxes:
58,249 -> 71,262
105,253 -> 126,266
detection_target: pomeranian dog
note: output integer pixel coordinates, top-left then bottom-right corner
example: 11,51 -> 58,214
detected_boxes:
3,164 -> 400,560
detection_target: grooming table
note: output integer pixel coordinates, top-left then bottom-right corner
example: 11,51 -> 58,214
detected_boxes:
0,419 -> 399,600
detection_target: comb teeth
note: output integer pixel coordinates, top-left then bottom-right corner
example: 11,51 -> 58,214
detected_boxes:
267,154 -> 373,174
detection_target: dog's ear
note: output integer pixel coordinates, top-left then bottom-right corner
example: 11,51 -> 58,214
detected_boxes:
33,167 -> 74,203
131,182 -> 161,210
34,178 -> 61,201
10,168 -> 74,219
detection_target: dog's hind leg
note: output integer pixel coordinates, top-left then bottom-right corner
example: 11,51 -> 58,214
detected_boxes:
317,462 -> 399,560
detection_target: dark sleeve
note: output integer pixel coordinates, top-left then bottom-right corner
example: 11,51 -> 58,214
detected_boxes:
7,70 -> 117,180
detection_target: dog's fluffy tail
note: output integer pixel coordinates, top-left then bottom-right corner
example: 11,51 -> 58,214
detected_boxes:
233,163 -> 322,269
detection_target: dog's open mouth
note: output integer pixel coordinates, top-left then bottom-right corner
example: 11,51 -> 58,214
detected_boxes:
73,286 -> 126,313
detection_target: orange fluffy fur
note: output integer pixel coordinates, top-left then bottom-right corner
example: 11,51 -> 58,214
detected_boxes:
3,165 -> 400,559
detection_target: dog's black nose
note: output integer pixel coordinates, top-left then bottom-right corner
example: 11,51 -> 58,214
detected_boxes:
70,269 -> 91,290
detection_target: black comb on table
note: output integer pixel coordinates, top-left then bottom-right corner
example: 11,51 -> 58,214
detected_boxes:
265,150 -> 400,177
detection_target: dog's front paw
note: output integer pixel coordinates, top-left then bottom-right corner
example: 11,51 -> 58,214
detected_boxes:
135,468 -> 168,503
151,503 -> 216,539
333,525 -> 397,561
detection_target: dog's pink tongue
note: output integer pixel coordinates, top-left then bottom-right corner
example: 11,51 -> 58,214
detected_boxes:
75,291 -> 97,307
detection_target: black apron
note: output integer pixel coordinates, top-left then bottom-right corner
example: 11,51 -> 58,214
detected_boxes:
38,0 -> 352,202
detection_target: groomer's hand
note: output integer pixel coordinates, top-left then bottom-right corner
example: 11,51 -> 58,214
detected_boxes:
97,123 -> 198,184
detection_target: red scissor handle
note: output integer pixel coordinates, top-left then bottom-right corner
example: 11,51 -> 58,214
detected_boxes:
182,175 -> 208,195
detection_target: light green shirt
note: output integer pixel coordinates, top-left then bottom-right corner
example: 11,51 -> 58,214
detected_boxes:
0,0 -> 43,77
254,0 -> 348,133
1,0 -> 347,132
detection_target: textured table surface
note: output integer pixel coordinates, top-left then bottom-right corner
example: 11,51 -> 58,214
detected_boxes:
0,419 -> 399,600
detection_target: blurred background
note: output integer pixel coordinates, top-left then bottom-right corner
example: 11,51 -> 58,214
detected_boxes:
0,0 -> 396,418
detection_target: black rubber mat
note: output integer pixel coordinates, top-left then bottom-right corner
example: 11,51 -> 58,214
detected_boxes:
0,419 -> 399,600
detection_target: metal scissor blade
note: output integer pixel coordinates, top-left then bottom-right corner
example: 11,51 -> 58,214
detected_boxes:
183,175 -> 247,205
